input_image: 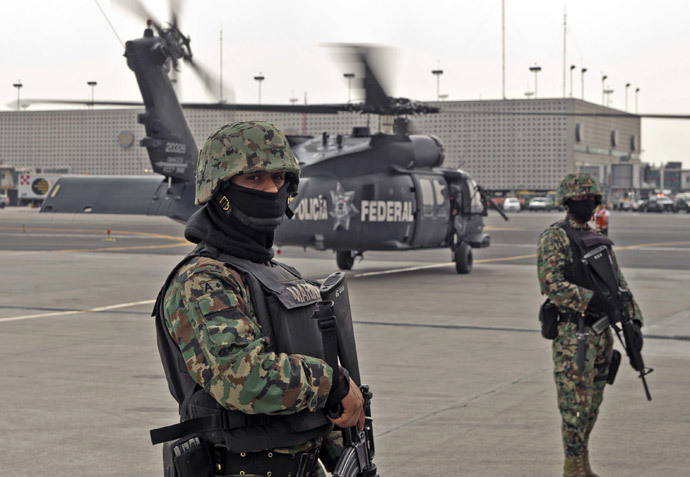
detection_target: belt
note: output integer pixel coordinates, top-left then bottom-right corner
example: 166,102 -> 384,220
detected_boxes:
213,447 -> 321,477
559,313 -> 600,327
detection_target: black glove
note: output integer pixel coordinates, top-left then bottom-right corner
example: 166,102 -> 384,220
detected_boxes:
325,367 -> 350,418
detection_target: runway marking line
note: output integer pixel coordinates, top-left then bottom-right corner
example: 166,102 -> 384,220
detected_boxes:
0,300 -> 156,323
0,225 -> 191,252
55,243 -> 191,253
352,240 -> 690,278
2,240 -> 688,322
0,225 -> 187,243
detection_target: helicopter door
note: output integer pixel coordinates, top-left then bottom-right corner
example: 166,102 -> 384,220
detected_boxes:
409,174 -> 449,247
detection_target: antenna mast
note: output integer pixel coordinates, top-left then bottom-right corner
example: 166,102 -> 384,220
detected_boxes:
562,11 -> 567,97
502,0 -> 506,99
219,29 -> 224,103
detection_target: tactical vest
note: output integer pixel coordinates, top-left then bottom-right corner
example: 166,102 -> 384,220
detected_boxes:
558,221 -> 614,290
150,246 -> 334,452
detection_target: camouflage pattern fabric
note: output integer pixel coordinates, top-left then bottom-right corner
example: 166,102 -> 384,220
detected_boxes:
195,121 -> 300,205
553,323 -> 613,457
555,172 -> 602,205
537,217 -> 643,320
537,216 -> 643,458
163,247 -> 340,469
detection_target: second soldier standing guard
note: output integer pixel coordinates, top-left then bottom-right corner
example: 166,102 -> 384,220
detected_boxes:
537,173 -> 644,477
150,121 -> 365,476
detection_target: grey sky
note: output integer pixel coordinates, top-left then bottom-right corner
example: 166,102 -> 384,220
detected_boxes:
2,0 -> 689,168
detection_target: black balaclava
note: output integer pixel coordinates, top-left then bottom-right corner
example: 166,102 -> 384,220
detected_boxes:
566,198 -> 597,224
216,181 -> 291,232
184,182 -> 292,263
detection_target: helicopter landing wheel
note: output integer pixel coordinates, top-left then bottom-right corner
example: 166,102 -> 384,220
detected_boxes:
336,250 -> 356,270
454,242 -> 473,274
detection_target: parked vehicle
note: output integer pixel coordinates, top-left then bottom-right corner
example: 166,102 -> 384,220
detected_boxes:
674,196 -> 690,213
631,199 -> 646,212
527,197 -> 554,212
502,197 -> 521,212
642,196 -> 674,213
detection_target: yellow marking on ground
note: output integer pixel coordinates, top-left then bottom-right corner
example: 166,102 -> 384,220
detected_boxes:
484,226 -> 524,231
475,253 -> 537,263
0,225 -> 187,243
615,241 -> 690,251
0,224 -> 191,252
0,299 -> 156,323
353,239 -> 690,278
55,242 -> 192,253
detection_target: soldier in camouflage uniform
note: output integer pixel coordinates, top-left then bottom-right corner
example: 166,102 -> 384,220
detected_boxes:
537,173 -> 644,477
151,121 -> 364,477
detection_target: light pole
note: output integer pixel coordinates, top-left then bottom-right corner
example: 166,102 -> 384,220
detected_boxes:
431,67 -> 443,101
601,74 -> 607,105
581,67 -> 587,100
253,73 -> 265,104
625,83 -> 631,111
635,87 -> 640,114
343,73 -> 355,103
529,65 -> 541,99
604,88 -> 614,106
87,81 -> 97,108
569,65 -> 576,97
12,80 -> 22,111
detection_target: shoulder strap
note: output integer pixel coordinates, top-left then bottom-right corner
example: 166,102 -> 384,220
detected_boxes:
558,221 -> 587,257
195,245 -> 277,352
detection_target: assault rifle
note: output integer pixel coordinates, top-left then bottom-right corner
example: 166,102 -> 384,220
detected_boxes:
581,246 -> 653,401
318,272 -> 379,477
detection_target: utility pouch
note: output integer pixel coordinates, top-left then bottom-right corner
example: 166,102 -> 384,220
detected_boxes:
606,349 -> 622,385
172,436 -> 214,477
539,299 -> 559,340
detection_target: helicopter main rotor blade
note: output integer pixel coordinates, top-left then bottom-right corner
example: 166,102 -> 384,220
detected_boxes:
185,57 -> 236,103
327,43 -> 392,111
169,0 -> 183,30
14,99 -> 144,108
180,102 -> 349,114
442,110 -> 690,120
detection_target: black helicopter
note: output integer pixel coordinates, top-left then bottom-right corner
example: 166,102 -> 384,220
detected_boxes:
39,0 -> 508,273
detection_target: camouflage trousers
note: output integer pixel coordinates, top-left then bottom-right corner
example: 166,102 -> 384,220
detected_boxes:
552,322 -> 613,457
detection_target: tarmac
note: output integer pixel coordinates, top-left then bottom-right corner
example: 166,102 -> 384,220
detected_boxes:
0,207 -> 689,476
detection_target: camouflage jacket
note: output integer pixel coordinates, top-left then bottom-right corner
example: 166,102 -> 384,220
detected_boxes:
537,217 -> 643,322
162,249 -> 334,416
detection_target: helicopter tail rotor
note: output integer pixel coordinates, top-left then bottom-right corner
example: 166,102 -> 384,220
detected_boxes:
115,0 -> 234,103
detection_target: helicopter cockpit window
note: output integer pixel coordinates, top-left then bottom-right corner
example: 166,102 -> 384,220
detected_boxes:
467,178 -> 484,214
432,179 -> 446,206
432,179 -> 448,218
419,179 -> 434,217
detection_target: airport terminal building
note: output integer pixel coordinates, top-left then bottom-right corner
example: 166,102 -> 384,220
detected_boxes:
0,98 -> 641,194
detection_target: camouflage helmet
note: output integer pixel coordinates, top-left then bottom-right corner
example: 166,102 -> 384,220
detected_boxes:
555,172 -> 602,205
195,121 -> 300,205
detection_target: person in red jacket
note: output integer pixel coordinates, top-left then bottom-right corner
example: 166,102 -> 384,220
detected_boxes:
594,204 -> 610,236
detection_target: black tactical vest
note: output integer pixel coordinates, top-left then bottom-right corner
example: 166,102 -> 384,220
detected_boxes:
151,246 -> 333,451
558,220 -> 614,289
